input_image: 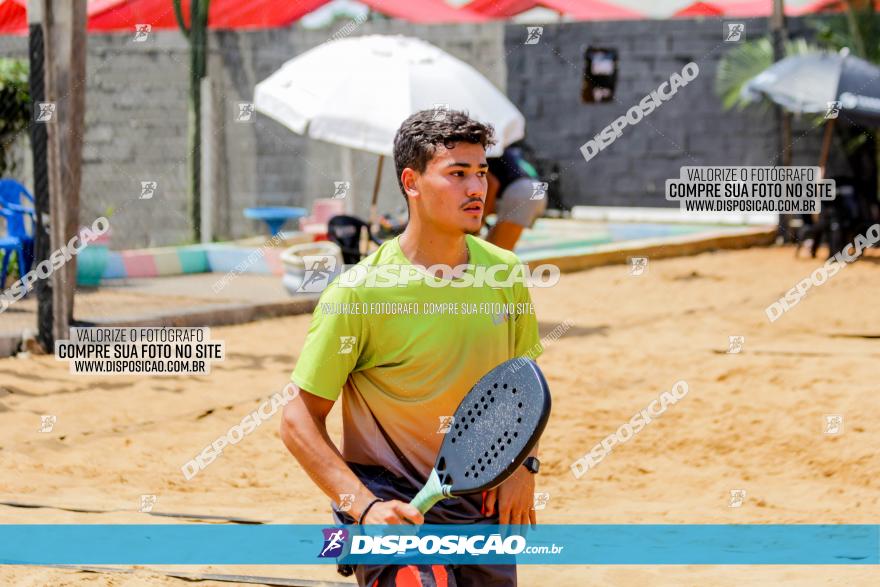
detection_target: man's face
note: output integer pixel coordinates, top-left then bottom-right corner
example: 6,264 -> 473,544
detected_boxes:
404,141 -> 488,235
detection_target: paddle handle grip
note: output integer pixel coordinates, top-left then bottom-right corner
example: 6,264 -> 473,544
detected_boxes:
409,469 -> 453,515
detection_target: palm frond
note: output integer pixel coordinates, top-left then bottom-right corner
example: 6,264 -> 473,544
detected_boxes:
714,38 -> 822,112
808,4 -> 880,61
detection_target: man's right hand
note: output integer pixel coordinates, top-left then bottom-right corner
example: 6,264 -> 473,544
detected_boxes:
280,390 -> 424,526
361,499 -> 424,525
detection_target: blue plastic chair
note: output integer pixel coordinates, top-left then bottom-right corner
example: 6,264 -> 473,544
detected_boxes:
0,180 -> 36,291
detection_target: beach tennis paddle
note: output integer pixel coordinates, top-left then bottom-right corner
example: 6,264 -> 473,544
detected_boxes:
409,358 -> 551,515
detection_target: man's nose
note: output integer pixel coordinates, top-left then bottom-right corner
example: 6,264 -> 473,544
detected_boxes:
466,175 -> 486,197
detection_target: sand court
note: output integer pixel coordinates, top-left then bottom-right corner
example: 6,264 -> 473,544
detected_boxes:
1,246 -> 878,585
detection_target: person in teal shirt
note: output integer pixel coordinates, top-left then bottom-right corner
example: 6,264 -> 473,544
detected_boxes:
485,145 -> 547,250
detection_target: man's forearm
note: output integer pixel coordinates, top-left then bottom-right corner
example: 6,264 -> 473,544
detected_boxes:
280,402 -> 377,520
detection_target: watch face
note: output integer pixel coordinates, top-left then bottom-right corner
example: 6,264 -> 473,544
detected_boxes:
525,457 -> 539,473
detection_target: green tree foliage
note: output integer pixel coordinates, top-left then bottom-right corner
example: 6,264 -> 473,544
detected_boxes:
0,58 -> 31,178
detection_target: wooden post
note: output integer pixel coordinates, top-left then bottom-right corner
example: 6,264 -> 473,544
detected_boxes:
771,0 -> 791,241
42,0 -> 87,343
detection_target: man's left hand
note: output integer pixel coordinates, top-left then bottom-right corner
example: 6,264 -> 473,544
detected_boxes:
483,465 -> 536,527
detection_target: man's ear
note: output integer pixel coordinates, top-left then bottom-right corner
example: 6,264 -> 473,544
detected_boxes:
401,168 -> 419,198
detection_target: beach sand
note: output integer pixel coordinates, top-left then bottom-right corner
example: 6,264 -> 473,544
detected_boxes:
1,245 -> 878,585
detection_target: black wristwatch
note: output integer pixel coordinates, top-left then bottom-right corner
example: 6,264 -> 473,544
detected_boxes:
523,456 -> 540,474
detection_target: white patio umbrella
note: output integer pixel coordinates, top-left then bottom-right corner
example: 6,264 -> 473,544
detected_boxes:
254,34 -> 526,222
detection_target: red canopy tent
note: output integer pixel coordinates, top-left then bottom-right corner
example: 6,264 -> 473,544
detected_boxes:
466,0 -> 641,20
673,0 -> 838,17
0,0 -> 26,34
720,1 -> 782,16
356,0 -> 487,23
0,0 -> 486,35
89,0 -> 486,29
88,0 -> 332,30
570,0 -> 880,19
673,2 -> 724,17
796,0 -> 880,14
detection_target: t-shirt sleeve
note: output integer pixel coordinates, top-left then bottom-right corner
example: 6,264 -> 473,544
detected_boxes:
513,278 -> 543,361
291,283 -> 367,401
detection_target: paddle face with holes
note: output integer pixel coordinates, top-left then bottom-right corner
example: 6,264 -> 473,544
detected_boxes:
410,358 -> 551,514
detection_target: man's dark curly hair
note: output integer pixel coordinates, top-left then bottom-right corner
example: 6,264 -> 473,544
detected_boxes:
393,109 -> 496,202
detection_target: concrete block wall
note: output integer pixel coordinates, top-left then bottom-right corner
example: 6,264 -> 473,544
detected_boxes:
2,15 -> 851,247
503,16 -> 839,209
1,32 -> 193,248
1,20 -> 505,249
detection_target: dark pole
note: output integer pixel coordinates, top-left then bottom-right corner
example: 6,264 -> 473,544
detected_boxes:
27,0 -> 53,352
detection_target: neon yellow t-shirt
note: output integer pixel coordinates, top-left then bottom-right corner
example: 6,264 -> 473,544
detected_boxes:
291,234 -> 542,484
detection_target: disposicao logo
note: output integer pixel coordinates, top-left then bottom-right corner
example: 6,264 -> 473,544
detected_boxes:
349,534 -> 526,555
318,528 -> 349,558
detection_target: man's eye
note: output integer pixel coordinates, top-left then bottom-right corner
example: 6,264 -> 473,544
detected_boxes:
477,171 -> 487,177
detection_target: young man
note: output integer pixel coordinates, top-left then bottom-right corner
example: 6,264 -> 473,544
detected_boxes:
281,110 -> 543,586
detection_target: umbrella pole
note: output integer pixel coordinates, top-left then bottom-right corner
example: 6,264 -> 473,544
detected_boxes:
341,147 -> 354,215
778,111 -> 793,242
360,154 -> 384,257
818,118 -> 836,179
813,118 -> 836,224
370,154 -> 384,226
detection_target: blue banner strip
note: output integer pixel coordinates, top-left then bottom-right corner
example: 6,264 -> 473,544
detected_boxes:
0,525 -> 876,565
